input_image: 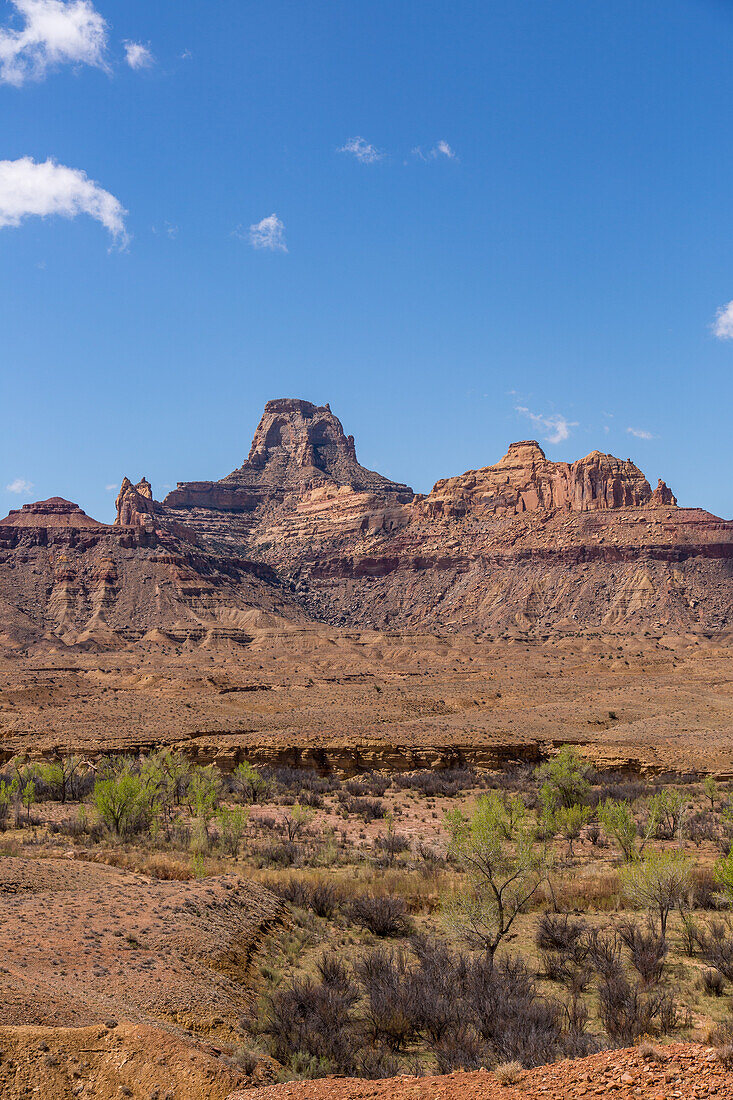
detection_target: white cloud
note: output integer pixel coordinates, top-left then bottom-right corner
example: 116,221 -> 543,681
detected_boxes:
432,140 -> 456,159
123,39 -> 152,70
713,300 -> 733,340
339,136 -> 383,164
105,483 -> 117,491
412,140 -> 457,162
515,406 -> 577,445
0,0 -> 107,86
6,478 -> 33,494
0,156 -> 128,245
248,213 -> 287,252
626,427 -> 655,440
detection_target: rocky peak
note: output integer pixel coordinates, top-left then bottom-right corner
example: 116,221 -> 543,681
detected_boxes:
650,479 -> 677,507
425,442 -> 671,518
164,398 -> 412,511
115,478 -> 160,528
495,440 -> 548,469
0,498 -> 106,529
231,397 -> 409,493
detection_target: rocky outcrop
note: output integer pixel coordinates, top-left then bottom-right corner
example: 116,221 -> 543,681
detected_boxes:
114,477 -> 159,528
1,398 -> 732,641
423,442 -> 658,519
0,498 -> 106,530
165,399 -> 412,511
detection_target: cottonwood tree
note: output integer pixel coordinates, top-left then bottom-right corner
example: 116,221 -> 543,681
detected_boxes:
535,746 -> 592,811
445,791 -> 550,961
232,760 -> 271,803
598,798 -> 658,863
621,850 -> 692,940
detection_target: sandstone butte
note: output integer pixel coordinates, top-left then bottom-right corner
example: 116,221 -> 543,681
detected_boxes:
2,396 -> 732,645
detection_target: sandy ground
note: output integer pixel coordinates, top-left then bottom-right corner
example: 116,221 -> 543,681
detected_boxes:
2,630 -> 733,775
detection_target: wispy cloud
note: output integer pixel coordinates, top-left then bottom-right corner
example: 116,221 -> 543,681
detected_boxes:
713,300 -> 733,340
515,406 -> 577,445
105,483 -> 117,491
0,0 -> 108,86
6,478 -> 33,494
123,39 -> 153,70
412,140 -> 457,162
626,427 -> 655,440
247,213 -> 287,252
0,156 -> 128,245
433,140 -> 456,159
338,136 -> 383,164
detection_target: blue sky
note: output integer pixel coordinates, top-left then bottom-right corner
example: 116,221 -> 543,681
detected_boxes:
1,0 -> 733,521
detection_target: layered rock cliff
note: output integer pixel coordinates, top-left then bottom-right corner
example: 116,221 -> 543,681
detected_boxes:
150,399 -> 732,635
0,495 -> 301,649
423,441 -> 674,518
2,397 -> 732,645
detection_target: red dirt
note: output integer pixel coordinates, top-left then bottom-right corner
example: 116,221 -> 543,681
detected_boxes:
237,1042 -> 732,1099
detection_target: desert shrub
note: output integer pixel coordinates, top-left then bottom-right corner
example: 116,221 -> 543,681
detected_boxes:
535,913 -> 588,954
354,1048 -> 401,1078
393,768 -> 478,798
597,973 -> 664,1043
355,947 -> 418,1050
310,882 -> 339,918
700,967 -> 726,996
259,840 -> 300,867
690,866 -> 720,910
433,1029 -> 487,1072
590,777 -> 647,807
373,825 -> 410,862
268,878 -> 341,919
585,928 -> 623,980
541,951 -> 575,984
409,937 -> 463,1042
413,839 -> 446,875
339,794 -> 385,820
696,919 -> 733,980
348,894 -> 412,937
494,1061 -> 523,1086
262,965 -> 359,1075
710,1002 -> 733,1063
345,774 -> 391,798
685,810 -> 719,847
298,790 -> 324,809
266,877 -> 311,909
464,954 -> 565,1067
272,768 -> 339,795
617,920 -> 667,985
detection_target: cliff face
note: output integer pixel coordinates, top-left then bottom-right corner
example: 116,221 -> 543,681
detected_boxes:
0,496 -> 301,649
3,397 -> 733,645
423,441 -> 669,518
164,399 -> 412,512
151,399 -> 731,635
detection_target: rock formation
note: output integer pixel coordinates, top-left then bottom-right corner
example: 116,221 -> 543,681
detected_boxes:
423,441 -> 661,518
154,399 -> 732,635
1,397 -> 732,643
0,498 -> 106,530
164,399 -> 412,512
